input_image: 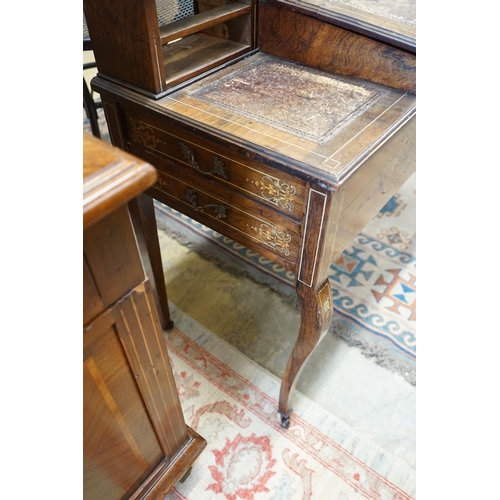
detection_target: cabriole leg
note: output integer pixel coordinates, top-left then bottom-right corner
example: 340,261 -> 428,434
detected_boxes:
278,278 -> 333,428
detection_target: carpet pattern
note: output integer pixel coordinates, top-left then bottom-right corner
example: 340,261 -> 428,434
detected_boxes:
164,304 -> 416,499
155,174 -> 416,384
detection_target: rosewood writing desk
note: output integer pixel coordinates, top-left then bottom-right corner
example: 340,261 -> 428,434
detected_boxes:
83,133 -> 206,498
84,0 -> 416,428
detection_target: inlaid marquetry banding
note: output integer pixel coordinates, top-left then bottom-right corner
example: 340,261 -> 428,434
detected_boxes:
322,93 -> 410,170
84,357 -> 149,469
135,285 -> 186,433
298,189 -> 327,287
118,305 -> 172,453
117,285 -> 186,457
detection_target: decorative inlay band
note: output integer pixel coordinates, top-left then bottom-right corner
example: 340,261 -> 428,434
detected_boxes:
251,175 -> 297,212
250,223 -> 292,256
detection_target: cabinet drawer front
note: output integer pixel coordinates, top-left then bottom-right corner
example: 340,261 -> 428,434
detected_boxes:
124,111 -> 306,220
133,146 -> 301,266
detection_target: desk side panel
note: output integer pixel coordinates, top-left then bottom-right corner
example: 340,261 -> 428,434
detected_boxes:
332,116 -> 416,262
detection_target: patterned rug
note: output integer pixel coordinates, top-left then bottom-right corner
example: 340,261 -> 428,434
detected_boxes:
154,174 -> 416,385
164,303 -> 416,500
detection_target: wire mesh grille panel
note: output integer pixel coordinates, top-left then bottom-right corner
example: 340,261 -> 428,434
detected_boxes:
156,0 -> 194,26
83,13 -> 89,38
84,1 -> 195,37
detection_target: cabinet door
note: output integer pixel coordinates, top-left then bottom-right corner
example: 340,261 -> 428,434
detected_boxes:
84,308 -> 164,500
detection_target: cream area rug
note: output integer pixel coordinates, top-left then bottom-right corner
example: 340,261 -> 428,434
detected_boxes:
164,303 -> 415,500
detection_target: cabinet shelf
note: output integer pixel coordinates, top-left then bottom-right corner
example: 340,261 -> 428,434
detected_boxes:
163,33 -> 251,88
159,2 -> 252,45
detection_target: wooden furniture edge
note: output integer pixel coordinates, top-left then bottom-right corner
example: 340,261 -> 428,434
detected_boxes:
91,78 -> 415,190
129,426 -> 207,500
83,133 -> 158,229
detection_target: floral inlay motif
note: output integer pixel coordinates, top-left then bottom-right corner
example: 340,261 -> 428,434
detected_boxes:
129,118 -> 161,148
322,296 -> 331,314
207,433 -> 276,500
250,223 -> 291,256
251,175 -> 296,212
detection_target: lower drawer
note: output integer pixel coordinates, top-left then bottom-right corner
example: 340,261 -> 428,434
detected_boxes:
133,145 -> 301,269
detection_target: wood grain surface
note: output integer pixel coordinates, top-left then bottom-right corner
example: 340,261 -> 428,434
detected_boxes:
83,133 -> 157,229
259,2 -> 416,92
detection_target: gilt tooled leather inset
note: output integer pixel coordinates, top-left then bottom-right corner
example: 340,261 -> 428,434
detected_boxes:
190,56 -> 388,144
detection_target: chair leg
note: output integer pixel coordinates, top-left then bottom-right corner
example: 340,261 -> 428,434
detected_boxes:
83,77 -> 101,139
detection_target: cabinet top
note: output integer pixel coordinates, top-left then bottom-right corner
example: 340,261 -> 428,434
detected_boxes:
83,133 -> 157,229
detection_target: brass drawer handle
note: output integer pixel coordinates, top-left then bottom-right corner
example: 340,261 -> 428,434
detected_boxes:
179,142 -> 229,180
185,188 -> 228,219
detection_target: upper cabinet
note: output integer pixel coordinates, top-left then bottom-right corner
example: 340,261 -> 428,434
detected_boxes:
84,0 -> 257,97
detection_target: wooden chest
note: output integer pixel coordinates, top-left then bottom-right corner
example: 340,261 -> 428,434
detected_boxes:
83,134 -> 206,499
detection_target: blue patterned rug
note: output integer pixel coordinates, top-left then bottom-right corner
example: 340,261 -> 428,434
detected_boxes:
154,175 -> 416,384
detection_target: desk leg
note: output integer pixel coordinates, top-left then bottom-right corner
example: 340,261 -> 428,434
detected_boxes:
278,279 -> 333,428
128,194 -> 173,330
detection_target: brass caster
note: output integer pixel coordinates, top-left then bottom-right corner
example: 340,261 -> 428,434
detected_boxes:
278,409 -> 292,429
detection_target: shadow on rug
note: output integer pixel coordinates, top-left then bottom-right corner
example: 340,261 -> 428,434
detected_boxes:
155,174 -> 416,385
164,303 -> 416,499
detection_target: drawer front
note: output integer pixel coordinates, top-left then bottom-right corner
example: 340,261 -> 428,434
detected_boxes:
123,109 -> 306,220
130,145 -> 301,268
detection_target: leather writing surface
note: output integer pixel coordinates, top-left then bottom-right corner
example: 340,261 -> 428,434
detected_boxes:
192,56 -> 386,144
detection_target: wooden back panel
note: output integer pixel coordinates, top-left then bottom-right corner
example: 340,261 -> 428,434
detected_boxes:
258,2 -> 416,93
83,0 -> 166,94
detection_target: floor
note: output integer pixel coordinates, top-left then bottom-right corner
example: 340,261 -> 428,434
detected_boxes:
155,225 -> 416,471
83,55 -> 416,473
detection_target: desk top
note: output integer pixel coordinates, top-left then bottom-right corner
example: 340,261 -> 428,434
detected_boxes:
158,53 -> 416,186
83,133 -> 157,229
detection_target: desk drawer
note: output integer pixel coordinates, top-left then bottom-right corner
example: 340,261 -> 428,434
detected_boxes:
129,145 -> 301,268
124,110 -> 306,220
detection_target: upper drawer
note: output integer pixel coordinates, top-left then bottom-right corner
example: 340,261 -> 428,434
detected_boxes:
123,109 -> 307,221
128,144 -> 302,268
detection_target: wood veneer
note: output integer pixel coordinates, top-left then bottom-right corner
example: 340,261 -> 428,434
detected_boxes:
83,134 -> 206,498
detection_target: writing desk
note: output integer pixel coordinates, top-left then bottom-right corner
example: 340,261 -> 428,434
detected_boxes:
86,0 -> 416,428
